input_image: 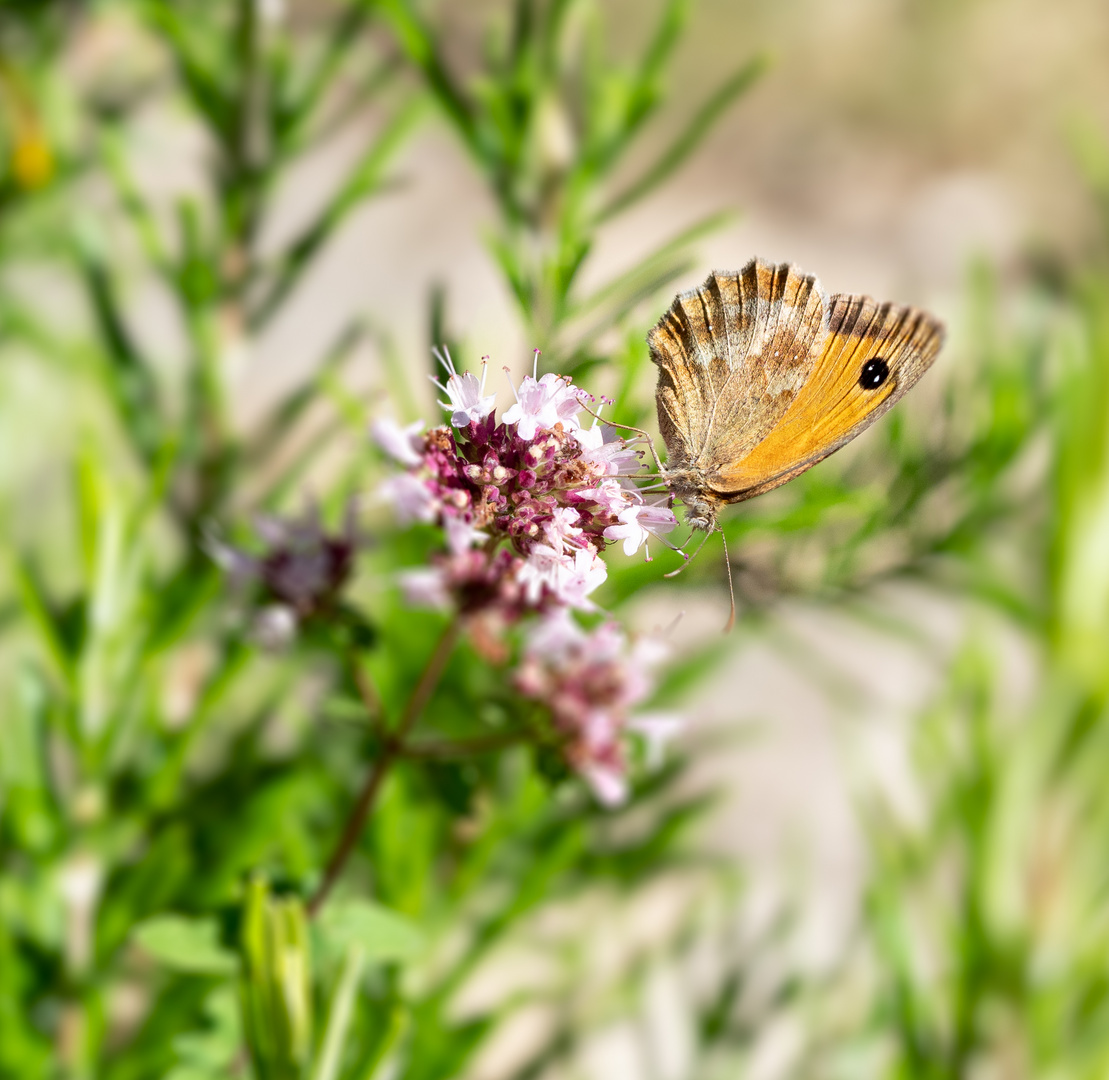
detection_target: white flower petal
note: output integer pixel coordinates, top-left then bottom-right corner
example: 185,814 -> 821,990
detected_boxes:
371,417 -> 425,467
378,474 -> 437,525
627,712 -> 684,767
580,762 -> 628,807
398,567 -> 452,610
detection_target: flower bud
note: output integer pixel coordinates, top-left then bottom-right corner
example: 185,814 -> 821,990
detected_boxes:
239,878 -> 313,1078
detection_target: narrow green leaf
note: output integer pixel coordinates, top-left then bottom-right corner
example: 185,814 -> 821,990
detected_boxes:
317,899 -> 425,964
143,2 -> 232,141
356,1006 -> 408,1080
133,916 -> 238,976
599,52 -> 769,221
74,222 -> 162,462
250,96 -> 427,330
9,554 -> 75,687
378,0 -> 479,152
101,130 -> 173,277
275,3 -> 374,147
582,210 -> 733,315
246,319 -> 365,468
310,947 -> 365,1080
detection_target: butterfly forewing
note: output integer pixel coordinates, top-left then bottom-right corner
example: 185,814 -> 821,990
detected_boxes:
712,293 -> 943,499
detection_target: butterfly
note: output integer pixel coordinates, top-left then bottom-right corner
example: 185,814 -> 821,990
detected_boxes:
647,256 -> 945,533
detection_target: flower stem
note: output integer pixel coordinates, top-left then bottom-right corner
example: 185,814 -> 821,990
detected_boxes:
308,618 -> 462,916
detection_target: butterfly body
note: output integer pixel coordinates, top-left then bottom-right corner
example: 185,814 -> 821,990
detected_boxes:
648,258 -> 945,531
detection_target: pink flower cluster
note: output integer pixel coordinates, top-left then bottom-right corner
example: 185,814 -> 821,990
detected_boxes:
373,351 -> 678,619
372,351 -> 683,804
515,612 -> 682,805
205,504 -> 361,648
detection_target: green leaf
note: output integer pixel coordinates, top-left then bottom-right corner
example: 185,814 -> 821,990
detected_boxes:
310,947 -> 365,1080
9,553 -> 76,688
317,899 -> 425,964
101,129 -> 173,277
250,96 -> 427,330
142,2 -> 232,141
599,52 -> 769,221
246,319 -> 365,468
74,220 -> 162,463
166,986 -> 242,1078
132,915 -> 238,975
378,0 -> 478,153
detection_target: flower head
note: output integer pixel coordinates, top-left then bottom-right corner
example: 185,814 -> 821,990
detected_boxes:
205,502 -> 362,646
374,353 -> 680,623
514,614 -> 681,806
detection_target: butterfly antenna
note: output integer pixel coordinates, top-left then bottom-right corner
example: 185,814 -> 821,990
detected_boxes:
575,399 -> 666,474
663,527 -> 712,578
720,528 -> 736,634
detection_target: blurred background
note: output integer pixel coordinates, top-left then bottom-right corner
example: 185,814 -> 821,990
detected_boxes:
4,1 -> 1109,1078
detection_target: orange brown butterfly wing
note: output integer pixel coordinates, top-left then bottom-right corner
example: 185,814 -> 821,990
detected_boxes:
708,293 -> 944,501
648,259 -> 827,477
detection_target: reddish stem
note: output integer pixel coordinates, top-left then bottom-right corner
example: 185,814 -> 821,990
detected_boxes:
308,618 -> 462,916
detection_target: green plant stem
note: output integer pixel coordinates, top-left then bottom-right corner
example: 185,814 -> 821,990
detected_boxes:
308,617 -> 462,916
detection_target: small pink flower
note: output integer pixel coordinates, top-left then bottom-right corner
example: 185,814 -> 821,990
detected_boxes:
580,708 -> 621,752
444,514 -> 487,556
627,713 -> 684,767
575,423 -> 643,476
378,473 -> 437,524
398,567 -> 451,610
517,543 -> 571,605
432,347 -> 497,428
371,417 -> 425,467
252,604 -> 298,650
575,479 -> 631,516
603,501 -> 678,557
554,547 -> 608,609
542,506 -> 583,553
503,372 -> 582,441
525,608 -> 586,657
580,761 -> 629,807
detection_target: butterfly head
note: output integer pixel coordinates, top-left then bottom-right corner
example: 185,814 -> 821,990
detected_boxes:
683,502 -> 718,532
662,467 -> 720,533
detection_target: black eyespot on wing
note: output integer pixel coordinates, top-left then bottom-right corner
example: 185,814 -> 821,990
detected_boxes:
859,357 -> 889,389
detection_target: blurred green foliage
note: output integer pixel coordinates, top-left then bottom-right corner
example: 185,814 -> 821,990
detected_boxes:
1,1 -> 1109,1079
